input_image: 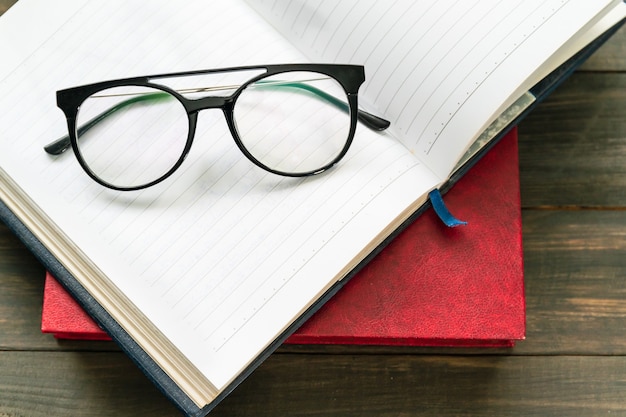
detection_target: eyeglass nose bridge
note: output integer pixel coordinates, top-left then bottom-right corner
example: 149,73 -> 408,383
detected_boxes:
186,96 -> 231,113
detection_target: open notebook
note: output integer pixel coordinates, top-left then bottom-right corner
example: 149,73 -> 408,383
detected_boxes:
0,1 -> 624,416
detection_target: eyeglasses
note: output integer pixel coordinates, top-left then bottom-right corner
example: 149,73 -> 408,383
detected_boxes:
46,64 -> 390,191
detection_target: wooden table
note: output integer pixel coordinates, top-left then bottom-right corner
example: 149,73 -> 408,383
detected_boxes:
1,2 -> 625,415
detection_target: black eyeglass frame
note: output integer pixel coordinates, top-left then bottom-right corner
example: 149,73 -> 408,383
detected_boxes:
52,63 -> 390,191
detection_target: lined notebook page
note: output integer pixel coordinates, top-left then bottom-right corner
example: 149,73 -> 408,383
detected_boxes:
249,0 -> 621,178
0,0 -> 438,391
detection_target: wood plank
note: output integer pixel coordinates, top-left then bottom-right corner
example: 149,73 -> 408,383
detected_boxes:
519,210 -> 626,354
581,23 -> 626,71
1,351 -> 625,417
0,223 -> 50,349
0,351 -> 178,416
519,72 -> 626,208
0,0 -> 15,14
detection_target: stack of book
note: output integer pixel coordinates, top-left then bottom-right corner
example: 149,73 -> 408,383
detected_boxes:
42,128 -> 525,348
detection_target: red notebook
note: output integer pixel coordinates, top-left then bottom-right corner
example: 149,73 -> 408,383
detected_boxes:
42,128 -> 525,347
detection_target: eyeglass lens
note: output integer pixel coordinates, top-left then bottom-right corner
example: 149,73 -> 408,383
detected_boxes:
233,71 -> 351,175
75,85 -> 189,189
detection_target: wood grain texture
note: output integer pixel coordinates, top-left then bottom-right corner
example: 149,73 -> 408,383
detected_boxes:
581,24 -> 626,71
0,223 -> 50,350
518,73 -> 626,208
0,0 -> 14,14
0,2 -> 625,416
520,210 -> 626,355
1,352 -> 625,417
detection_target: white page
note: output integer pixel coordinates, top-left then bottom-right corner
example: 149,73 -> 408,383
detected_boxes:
0,0 -> 438,394
249,0 -> 624,179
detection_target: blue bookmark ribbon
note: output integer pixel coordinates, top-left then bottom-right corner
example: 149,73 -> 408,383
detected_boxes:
428,189 -> 467,227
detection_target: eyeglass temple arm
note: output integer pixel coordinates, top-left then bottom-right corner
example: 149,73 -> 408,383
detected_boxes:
254,79 -> 390,131
44,82 -> 390,156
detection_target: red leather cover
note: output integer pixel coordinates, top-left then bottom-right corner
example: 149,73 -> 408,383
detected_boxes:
42,128 -> 525,346
41,273 -> 109,340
